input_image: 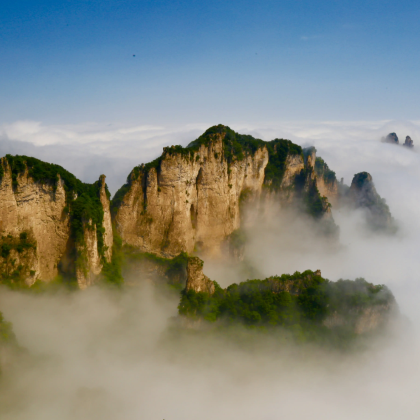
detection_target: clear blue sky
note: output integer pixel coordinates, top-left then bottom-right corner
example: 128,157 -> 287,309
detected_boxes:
1,0 -> 419,125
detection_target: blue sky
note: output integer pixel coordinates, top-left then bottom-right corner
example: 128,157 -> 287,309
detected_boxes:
1,0 -> 419,125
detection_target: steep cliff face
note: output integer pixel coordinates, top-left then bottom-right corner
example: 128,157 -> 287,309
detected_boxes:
313,155 -> 338,204
76,175 -> 114,289
114,134 -> 269,257
113,125 -> 334,257
0,158 -> 69,283
0,156 -> 112,287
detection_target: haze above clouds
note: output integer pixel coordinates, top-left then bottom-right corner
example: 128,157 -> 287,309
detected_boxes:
2,119 -> 420,195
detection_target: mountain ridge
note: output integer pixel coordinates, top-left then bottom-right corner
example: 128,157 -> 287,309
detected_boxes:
0,124 -> 394,288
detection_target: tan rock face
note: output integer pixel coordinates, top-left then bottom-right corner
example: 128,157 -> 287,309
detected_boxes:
115,134 -> 270,257
185,257 -> 215,294
99,175 -> 113,263
76,221 -> 103,289
316,177 -> 338,204
310,152 -> 338,205
0,159 -> 69,283
354,304 -> 392,334
114,129 -> 334,258
324,304 -> 393,334
0,159 -> 113,287
277,154 -> 305,203
76,177 -> 114,289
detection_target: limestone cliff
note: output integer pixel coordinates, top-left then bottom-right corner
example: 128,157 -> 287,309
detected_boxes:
113,125 -> 335,258
0,156 -> 112,287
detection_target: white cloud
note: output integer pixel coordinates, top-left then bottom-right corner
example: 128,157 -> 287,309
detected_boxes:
1,119 -> 419,195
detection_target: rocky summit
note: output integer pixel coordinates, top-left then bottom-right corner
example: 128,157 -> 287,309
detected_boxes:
382,132 -> 414,149
403,136 -> 414,148
348,172 -> 396,232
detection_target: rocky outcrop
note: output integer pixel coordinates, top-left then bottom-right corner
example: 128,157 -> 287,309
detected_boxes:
0,158 -> 69,283
76,176 -> 113,289
99,175 -> 113,262
0,157 -> 113,287
185,257 -> 215,294
348,172 -> 395,231
113,126 -> 335,258
280,154 -> 305,189
382,132 -> 399,144
381,133 -> 414,149
76,221 -> 103,289
403,136 -> 414,148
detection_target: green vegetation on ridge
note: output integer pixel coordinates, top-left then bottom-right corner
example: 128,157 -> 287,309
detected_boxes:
111,125 -> 304,213
315,157 -> 337,185
179,271 -> 393,345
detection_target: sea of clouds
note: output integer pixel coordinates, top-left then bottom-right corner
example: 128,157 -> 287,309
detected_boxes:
1,120 -> 420,419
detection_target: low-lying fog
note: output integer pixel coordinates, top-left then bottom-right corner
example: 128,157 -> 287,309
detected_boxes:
1,122 -> 420,419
